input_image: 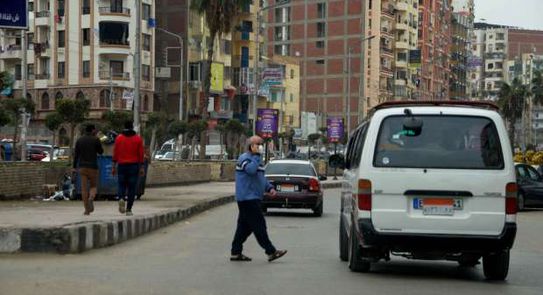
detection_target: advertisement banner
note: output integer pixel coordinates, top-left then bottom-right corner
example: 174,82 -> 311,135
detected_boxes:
0,0 -> 28,29
327,117 -> 344,143
256,108 -> 279,139
210,62 -> 224,93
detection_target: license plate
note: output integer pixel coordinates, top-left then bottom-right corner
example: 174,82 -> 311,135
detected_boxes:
278,184 -> 296,192
413,198 -> 463,216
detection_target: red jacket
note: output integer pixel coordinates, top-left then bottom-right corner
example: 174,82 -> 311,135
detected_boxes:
113,131 -> 144,164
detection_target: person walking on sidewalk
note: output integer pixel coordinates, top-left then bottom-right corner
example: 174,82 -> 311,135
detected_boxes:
112,121 -> 145,216
230,135 -> 287,262
73,124 -> 103,215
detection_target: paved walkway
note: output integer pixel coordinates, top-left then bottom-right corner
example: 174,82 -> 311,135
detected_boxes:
0,179 -> 341,254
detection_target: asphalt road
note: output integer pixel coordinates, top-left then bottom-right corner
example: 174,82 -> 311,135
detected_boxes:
1,188 -> 543,295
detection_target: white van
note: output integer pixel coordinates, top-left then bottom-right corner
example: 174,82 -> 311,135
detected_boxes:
329,101 -> 517,280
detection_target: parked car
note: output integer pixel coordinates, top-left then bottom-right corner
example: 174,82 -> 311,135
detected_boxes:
515,163 -> 543,210
27,148 -> 47,161
263,159 -> 327,216
329,101 -> 517,280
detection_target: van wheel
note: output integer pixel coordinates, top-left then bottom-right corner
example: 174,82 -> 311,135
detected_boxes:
313,202 -> 323,217
483,250 -> 510,280
339,218 -> 348,261
348,226 -> 371,272
517,192 -> 525,211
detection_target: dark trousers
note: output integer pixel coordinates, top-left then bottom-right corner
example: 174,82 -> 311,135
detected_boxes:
231,199 -> 277,255
117,163 -> 140,211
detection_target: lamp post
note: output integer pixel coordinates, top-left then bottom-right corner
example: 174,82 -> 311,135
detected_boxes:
157,27 -> 184,121
252,0 -> 291,135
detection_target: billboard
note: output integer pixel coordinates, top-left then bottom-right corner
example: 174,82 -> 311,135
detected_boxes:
256,108 -> 279,139
0,0 -> 28,29
327,117 -> 344,143
210,62 -> 224,93
261,67 -> 283,86
409,49 -> 421,69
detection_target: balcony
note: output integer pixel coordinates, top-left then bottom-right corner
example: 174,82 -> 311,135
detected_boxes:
0,45 -> 22,59
99,7 -> 131,15
380,66 -> 394,77
35,73 -> 50,80
35,11 -> 50,26
395,40 -> 409,49
380,46 -> 394,57
34,42 -> 51,57
395,59 -> 408,68
381,26 -> 393,37
485,52 -> 505,60
396,2 -> 408,11
396,21 -> 408,31
381,5 -> 395,18
99,71 -> 130,80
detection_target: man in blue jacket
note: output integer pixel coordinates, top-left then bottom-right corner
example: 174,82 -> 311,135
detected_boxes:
230,135 -> 287,262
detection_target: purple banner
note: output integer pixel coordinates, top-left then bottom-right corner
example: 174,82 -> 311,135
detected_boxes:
256,108 -> 279,138
327,117 -> 344,143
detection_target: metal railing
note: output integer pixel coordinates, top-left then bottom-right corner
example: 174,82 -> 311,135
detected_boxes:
99,7 -> 131,14
36,11 -> 50,17
36,73 -> 50,79
99,71 -> 130,79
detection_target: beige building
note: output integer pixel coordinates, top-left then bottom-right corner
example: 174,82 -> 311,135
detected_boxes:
0,0 -> 155,144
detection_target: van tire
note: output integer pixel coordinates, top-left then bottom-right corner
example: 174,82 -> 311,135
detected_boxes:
339,218 -> 348,261
483,250 -> 509,280
348,226 -> 371,272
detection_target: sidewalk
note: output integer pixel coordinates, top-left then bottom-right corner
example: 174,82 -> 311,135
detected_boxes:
0,179 -> 341,254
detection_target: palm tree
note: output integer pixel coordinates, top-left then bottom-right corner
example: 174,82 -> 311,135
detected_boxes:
531,70 -> 543,105
191,0 -> 251,159
498,78 -> 529,147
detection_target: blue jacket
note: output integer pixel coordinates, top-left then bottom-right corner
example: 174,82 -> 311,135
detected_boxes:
235,152 -> 273,202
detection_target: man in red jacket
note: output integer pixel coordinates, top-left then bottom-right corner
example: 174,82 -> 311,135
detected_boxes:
112,121 -> 145,216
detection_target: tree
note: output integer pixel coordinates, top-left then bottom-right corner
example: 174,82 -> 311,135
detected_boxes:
498,78 -> 529,147
101,110 -> 133,133
532,70 -> 543,106
0,71 -> 13,91
45,113 -> 63,148
191,0 -> 251,159
0,97 -> 35,159
187,120 -> 208,160
167,120 -> 188,160
224,119 -> 246,158
215,122 -> 227,158
146,112 -> 169,155
0,108 -> 9,128
55,99 -> 90,157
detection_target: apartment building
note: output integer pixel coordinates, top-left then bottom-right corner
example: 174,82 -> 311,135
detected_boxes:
416,0 -> 452,100
0,0 -> 155,144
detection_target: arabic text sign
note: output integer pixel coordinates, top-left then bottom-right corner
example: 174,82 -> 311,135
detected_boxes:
0,1 -> 28,29
256,109 -> 279,138
327,117 -> 344,143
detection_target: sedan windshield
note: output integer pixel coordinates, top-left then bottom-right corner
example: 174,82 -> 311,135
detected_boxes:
265,163 -> 316,176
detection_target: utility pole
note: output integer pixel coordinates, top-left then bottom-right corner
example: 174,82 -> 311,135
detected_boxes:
133,0 -> 142,133
109,67 -> 114,111
20,29 -> 28,161
252,12 -> 261,135
157,28 -> 184,122
346,47 -> 352,136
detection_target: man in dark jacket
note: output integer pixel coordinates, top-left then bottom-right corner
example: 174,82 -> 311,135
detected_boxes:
230,135 -> 287,262
73,124 -> 104,215
112,121 -> 144,216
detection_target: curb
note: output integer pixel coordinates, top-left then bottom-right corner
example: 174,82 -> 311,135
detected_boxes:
0,183 -> 341,254
0,195 -> 234,254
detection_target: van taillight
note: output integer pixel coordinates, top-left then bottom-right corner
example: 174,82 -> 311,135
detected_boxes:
505,182 -> 517,215
357,179 -> 372,211
309,178 -> 320,192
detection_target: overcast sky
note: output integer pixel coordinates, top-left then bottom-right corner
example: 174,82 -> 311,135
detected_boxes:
474,0 -> 543,30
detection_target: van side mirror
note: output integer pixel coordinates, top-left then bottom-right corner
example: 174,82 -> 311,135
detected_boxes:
402,108 -> 423,136
329,154 -> 345,169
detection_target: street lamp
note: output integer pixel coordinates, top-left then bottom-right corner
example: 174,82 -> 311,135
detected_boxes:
157,27 -> 184,121
252,0 -> 291,135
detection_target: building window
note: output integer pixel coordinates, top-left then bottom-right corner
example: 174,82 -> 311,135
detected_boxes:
275,27 -> 283,41
143,95 -> 149,111
143,4 -> 151,20
58,31 -> 65,48
100,89 -> 111,108
142,65 -> 151,81
290,93 -> 294,102
57,0 -> 65,16
83,61 -> 90,78
316,40 -> 324,48
223,39 -> 231,55
41,92 -> 50,110
76,91 -> 85,100
58,62 -> 65,79
82,28 -> 90,46
55,91 -> 63,102
290,69 -> 294,79
15,64 -> 22,80
143,34 -> 151,51
317,2 -> 326,19
242,20 -> 253,32
82,0 -> 90,14
110,60 -> 124,77
29,2 -> 34,12
189,63 -> 201,81
317,22 -> 326,38
28,64 -> 34,79
224,66 -> 232,81
316,59 -> 325,64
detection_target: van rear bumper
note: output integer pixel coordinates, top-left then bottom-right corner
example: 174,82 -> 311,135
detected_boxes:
357,219 -> 516,253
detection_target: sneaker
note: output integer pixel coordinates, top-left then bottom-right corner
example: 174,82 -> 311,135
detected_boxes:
268,250 -> 287,262
126,211 -> 133,216
83,211 -> 90,216
230,254 -> 252,261
118,199 -> 126,214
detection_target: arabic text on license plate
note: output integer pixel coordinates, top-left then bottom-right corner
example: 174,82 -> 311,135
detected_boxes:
423,206 -> 454,216
413,198 -> 463,210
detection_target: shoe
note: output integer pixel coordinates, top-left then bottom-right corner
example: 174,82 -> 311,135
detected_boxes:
118,199 -> 126,214
126,211 -> 133,216
88,198 -> 94,213
83,211 -> 90,216
268,250 -> 287,262
230,254 -> 252,261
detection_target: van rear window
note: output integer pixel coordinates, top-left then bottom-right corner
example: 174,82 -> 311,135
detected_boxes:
373,115 -> 504,169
